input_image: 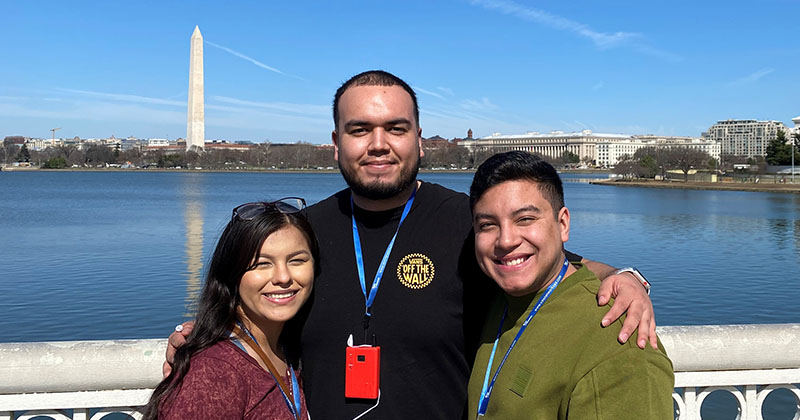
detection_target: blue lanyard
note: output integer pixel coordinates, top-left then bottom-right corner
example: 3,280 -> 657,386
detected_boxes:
477,258 -> 570,417
233,323 -> 302,420
350,186 -> 417,323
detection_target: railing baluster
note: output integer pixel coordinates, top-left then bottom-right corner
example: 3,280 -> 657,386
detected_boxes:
685,387 -> 697,420
74,408 -> 89,420
673,390 -> 686,420
744,385 -> 757,420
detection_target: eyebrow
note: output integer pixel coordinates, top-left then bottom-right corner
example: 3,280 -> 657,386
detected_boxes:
255,250 -> 311,259
473,205 -> 542,221
512,205 -> 542,215
385,118 -> 412,126
343,118 -> 412,129
343,120 -> 370,129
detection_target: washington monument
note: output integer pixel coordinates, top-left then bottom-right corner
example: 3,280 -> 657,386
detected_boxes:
186,26 -> 204,150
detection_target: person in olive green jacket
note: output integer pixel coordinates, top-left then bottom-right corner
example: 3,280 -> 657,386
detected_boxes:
467,151 -> 674,420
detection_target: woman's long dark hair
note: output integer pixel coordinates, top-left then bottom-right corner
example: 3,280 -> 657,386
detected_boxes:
141,206 -> 318,419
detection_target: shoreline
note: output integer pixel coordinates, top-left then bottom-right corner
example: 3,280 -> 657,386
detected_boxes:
591,179 -> 800,194
0,166 -> 609,175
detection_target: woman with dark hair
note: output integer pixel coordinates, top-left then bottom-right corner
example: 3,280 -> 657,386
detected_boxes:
143,198 -> 317,419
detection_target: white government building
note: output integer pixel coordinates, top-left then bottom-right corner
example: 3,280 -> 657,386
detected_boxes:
459,130 -> 720,167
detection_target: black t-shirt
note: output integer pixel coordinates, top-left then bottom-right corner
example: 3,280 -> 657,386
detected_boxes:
298,182 -> 492,419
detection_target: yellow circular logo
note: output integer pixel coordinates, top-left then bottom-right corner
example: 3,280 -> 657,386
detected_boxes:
397,253 -> 435,289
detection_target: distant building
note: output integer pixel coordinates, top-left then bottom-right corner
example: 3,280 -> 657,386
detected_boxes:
63,137 -> 82,149
101,137 -> 121,150
148,138 -> 170,148
633,135 -> 721,162
459,130 -> 630,164
593,135 -> 719,167
25,138 -> 51,151
702,119 -> 788,157
120,139 -> 142,152
422,135 -> 451,150
459,130 -> 719,166
205,142 -> 254,152
3,136 -> 26,145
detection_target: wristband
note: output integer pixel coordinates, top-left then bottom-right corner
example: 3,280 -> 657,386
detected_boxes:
613,267 -> 650,295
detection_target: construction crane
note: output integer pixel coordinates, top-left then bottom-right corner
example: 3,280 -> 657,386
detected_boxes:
50,127 -> 61,141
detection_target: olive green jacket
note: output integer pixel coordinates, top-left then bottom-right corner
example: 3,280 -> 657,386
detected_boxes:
467,264 -> 674,420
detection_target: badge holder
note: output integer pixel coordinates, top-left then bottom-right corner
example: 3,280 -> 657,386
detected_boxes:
345,333 -> 380,400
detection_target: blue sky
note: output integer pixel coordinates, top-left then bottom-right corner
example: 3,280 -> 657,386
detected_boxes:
2,0 -> 798,144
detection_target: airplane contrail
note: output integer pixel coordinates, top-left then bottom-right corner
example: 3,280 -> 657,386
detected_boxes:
205,41 -> 284,75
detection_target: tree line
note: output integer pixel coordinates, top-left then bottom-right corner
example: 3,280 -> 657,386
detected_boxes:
766,129 -> 800,166
613,146 -> 715,181
17,138 -> 785,176
1,140 -> 503,170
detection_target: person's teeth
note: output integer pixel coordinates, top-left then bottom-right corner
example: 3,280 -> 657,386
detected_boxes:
265,291 -> 296,299
503,257 -> 524,266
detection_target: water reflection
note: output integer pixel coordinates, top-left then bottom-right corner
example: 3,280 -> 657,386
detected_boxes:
769,218 -> 790,249
182,174 -> 205,317
795,220 -> 800,254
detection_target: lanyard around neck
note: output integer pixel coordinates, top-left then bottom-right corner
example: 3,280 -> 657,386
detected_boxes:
477,257 -> 570,417
350,186 -> 417,326
232,323 -> 302,420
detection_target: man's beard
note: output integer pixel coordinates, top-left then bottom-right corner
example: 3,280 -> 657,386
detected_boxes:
340,157 -> 420,200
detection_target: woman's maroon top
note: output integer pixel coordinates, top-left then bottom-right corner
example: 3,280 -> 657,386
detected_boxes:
160,339 -> 309,419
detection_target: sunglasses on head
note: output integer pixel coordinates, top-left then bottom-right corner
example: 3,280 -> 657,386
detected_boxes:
232,197 -> 307,221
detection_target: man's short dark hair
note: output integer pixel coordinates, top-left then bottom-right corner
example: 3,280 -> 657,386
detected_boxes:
470,151 -> 565,216
332,70 -> 419,129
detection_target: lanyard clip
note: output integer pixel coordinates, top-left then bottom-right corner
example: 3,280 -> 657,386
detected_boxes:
363,311 -> 372,331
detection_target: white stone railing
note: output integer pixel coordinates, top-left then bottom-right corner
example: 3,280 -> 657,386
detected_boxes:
0,339 -> 165,420
0,324 -> 798,419
662,324 -> 800,420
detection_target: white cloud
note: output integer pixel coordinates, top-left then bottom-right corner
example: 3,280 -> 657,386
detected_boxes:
0,100 -> 185,124
413,86 -> 445,100
211,96 -> 329,116
729,68 -> 774,86
0,89 -> 331,141
470,0 -> 681,61
471,0 -> 635,48
461,97 -> 498,112
55,88 -> 184,107
164,92 -> 187,100
53,88 -> 330,121
53,88 -> 330,123
437,86 -> 455,96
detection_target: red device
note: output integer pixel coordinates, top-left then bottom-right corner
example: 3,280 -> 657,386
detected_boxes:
345,345 -> 380,399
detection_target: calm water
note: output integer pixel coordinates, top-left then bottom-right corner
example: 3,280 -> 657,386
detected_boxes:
2,171 -> 799,337
1,171 -> 799,417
